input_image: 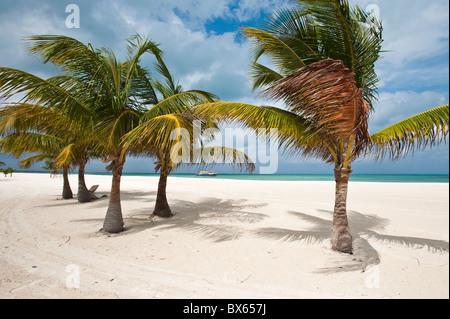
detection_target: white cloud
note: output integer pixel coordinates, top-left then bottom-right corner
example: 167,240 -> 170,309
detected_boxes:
369,90 -> 448,134
0,0 -> 448,173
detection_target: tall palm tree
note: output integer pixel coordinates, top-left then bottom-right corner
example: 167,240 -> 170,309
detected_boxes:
122,56 -> 255,218
194,0 -> 449,254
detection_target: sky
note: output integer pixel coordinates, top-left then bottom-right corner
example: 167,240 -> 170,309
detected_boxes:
0,0 -> 448,175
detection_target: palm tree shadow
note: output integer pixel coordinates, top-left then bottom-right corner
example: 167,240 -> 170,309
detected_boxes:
254,210 -> 449,273
116,197 -> 268,242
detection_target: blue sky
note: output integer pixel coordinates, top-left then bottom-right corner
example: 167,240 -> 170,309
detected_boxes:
0,0 -> 448,174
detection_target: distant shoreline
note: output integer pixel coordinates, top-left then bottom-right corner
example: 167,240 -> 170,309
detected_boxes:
13,171 -> 450,183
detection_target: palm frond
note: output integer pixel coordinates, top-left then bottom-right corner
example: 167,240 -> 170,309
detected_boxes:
0,132 -> 63,157
242,27 -> 306,75
0,102 -> 79,137
370,104 -> 449,160
0,67 -> 93,126
121,113 -> 193,156
261,59 -> 371,149
141,91 -> 216,122
248,62 -> 283,91
123,35 -> 162,101
153,53 -> 181,97
18,153 -> 53,169
54,143 -> 79,171
244,0 -> 383,109
24,35 -> 104,83
193,101 -> 334,161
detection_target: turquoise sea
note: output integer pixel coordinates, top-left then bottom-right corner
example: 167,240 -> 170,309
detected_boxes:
18,171 -> 449,183
117,173 -> 449,183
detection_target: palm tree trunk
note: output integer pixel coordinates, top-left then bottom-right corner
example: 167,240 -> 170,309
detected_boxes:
103,159 -> 125,233
331,165 -> 353,254
152,172 -> 172,218
62,165 -> 73,199
77,161 -> 91,203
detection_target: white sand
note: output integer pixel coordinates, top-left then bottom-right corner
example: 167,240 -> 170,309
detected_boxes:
0,172 -> 448,299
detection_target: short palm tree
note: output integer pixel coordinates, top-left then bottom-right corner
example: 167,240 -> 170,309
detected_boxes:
122,56 -> 255,219
0,129 -> 75,199
0,90 -> 99,202
0,167 -> 16,177
194,0 -> 449,253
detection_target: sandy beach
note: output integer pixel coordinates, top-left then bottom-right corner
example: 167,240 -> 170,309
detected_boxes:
0,172 -> 448,299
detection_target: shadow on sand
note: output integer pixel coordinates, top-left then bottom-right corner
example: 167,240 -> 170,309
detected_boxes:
119,197 -> 268,242
65,192 -> 448,273
254,210 -> 449,272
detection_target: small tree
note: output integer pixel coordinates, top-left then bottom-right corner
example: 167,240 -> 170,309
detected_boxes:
0,167 -> 16,177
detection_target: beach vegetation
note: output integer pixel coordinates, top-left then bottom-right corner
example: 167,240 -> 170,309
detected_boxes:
0,91 -> 100,201
0,167 -> 16,177
194,0 -> 449,254
121,51 -> 255,218
0,33 -> 254,233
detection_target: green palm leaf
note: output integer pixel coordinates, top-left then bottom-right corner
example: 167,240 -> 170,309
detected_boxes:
19,153 -> 53,169
0,132 -> 63,157
0,67 -> 93,127
242,26 -> 306,74
24,35 -> 103,82
248,62 -> 283,91
141,90 -> 216,122
370,104 -> 449,160
244,0 -> 383,109
193,101 -> 335,161
122,113 -> 192,155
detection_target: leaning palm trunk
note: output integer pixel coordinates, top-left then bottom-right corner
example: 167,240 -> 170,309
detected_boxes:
62,165 -> 73,199
77,161 -> 91,203
153,171 -> 172,218
331,164 -> 353,253
103,158 -> 125,233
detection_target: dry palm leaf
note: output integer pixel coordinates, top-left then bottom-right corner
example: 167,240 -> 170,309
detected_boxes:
262,58 -> 371,149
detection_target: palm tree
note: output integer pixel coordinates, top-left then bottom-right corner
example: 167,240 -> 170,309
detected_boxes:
0,98 -> 98,202
0,131 -> 75,199
194,0 -> 449,254
0,34 -> 162,230
122,56 -> 255,218
0,167 -> 16,177
38,157 -> 73,199
21,34 -> 164,232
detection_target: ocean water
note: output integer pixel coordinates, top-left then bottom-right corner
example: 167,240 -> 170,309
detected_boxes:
120,173 -> 449,183
18,171 -> 449,183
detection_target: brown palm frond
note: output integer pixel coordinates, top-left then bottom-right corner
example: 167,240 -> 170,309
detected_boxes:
261,58 -> 371,150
